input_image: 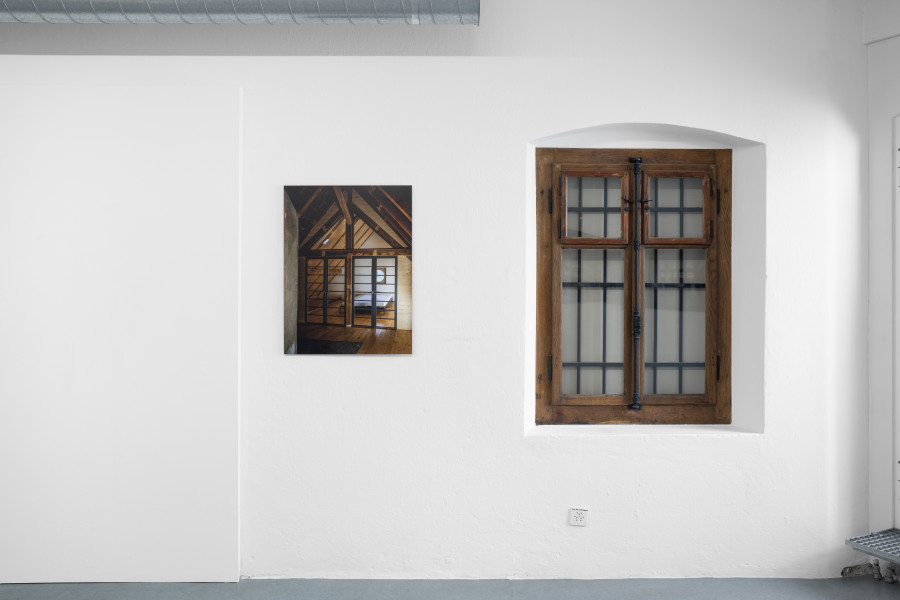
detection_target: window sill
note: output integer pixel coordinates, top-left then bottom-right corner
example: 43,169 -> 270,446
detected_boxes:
524,423 -> 762,437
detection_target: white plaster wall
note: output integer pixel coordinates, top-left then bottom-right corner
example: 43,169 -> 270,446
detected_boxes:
0,0 -> 872,582
240,59 -> 867,581
0,82 -> 241,582
867,35 -> 900,533
865,0 -> 900,43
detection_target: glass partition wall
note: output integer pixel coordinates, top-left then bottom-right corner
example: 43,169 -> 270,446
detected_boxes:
304,258 -> 346,325
352,257 -> 398,329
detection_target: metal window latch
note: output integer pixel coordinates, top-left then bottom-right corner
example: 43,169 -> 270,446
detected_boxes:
630,393 -> 641,410
628,157 -> 644,412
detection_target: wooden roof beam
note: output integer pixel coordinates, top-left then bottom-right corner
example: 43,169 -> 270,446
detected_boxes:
369,186 -> 411,239
375,186 -> 411,223
295,186 -> 325,219
299,248 -> 412,257
333,186 -> 352,223
350,204 -> 404,249
355,187 -> 410,246
375,204 -> 411,246
301,210 -> 343,250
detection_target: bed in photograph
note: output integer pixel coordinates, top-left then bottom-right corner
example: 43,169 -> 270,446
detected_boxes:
354,293 -> 394,311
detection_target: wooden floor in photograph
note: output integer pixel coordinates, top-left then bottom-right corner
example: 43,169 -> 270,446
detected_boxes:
297,324 -> 411,355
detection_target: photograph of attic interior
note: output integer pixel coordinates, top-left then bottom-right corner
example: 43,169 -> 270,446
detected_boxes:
284,185 -> 412,355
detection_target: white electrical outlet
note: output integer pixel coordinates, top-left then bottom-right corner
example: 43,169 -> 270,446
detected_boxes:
569,507 -> 588,527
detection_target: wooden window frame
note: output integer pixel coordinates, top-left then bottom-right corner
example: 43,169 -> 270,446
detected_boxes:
536,148 -> 732,425
559,166 -> 630,246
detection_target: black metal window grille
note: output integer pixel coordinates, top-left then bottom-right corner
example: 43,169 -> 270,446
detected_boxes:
645,177 -> 706,395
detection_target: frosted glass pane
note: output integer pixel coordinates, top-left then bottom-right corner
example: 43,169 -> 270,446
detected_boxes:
606,253 -> 624,283
683,177 -> 703,208
656,249 -> 677,283
579,212 -> 605,239
562,366 -> 577,396
606,212 -> 621,238
580,289 -> 605,362
562,287 -> 578,363
683,289 -> 706,363
655,178 -> 681,208
561,248 -> 624,396
643,303 -> 655,360
580,367 -> 604,394
683,368 -> 705,394
683,250 -> 706,283
655,213 -> 680,238
566,176 -> 622,239
606,290 -> 624,362
655,289 -> 680,362
656,368 -> 678,394
605,368 -> 624,395
581,177 -> 605,207
562,250 -> 578,282
684,213 -> 703,238
580,250 -> 610,282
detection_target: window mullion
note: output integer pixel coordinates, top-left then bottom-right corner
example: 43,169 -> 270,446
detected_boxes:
629,157 -> 644,411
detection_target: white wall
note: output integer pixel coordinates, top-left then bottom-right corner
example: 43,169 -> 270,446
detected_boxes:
865,0 -> 900,43
867,34 -> 900,534
0,82 -> 241,582
0,0 -> 872,582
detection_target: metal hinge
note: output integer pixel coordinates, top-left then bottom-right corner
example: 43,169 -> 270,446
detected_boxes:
548,354 -> 553,382
716,354 -> 721,380
555,174 -> 562,214
710,219 -> 714,240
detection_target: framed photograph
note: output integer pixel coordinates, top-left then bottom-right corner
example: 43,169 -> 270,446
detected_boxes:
284,186 -> 412,355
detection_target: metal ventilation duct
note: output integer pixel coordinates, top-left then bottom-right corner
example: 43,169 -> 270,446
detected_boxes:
0,0 -> 479,24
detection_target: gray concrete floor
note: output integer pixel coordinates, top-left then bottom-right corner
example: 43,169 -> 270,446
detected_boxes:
1,578 -> 899,600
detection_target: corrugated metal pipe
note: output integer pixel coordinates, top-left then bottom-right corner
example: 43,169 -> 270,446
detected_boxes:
0,0 -> 479,24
